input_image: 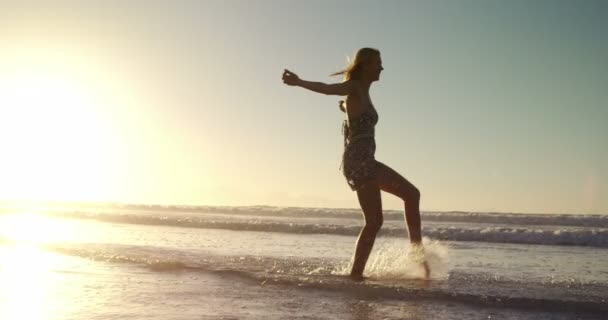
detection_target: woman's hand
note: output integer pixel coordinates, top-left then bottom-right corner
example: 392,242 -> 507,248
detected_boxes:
282,69 -> 351,96
282,69 -> 300,86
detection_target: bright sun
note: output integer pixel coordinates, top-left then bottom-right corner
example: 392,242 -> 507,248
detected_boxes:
0,51 -> 119,202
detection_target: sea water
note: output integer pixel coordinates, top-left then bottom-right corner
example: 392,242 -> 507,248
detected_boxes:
0,203 -> 606,319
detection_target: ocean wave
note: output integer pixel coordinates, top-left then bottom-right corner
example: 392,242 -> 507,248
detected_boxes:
48,211 -> 608,248
129,206 -> 608,228
4,202 -> 606,227
41,242 -> 608,315
128,205 -> 607,228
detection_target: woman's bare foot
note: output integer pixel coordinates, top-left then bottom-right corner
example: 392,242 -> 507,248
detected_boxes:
422,261 -> 431,279
349,273 -> 367,282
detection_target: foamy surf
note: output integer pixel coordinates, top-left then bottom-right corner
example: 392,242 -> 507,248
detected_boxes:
33,209 -> 608,248
4,202 -> 606,227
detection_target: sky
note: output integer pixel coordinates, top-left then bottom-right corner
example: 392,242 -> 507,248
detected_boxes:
0,0 -> 606,214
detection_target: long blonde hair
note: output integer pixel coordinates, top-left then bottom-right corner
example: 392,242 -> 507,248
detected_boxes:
330,47 -> 380,81
332,48 -> 380,112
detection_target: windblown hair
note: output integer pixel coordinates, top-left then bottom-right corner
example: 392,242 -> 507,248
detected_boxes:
330,47 -> 380,81
332,47 -> 380,112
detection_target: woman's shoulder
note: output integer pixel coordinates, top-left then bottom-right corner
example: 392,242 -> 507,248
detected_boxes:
346,79 -> 364,92
344,80 -> 366,102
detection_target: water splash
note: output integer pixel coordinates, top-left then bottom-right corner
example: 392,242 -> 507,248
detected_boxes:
332,237 -> 449,280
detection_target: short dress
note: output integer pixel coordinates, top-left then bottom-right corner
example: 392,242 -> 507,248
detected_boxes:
340,104 -> 381,191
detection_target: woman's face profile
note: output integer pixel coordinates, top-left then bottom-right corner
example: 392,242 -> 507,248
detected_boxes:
365,54 -> 383,81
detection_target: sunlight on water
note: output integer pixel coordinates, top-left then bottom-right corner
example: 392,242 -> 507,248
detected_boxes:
0,246 -> 62,320
0,213 -> 99,319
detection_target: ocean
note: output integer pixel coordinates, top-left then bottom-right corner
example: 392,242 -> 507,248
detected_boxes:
0,202 -> 606,319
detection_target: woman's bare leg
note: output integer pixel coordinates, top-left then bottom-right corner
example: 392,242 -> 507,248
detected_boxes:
350,181 -> 383,280
374,162 -> 430,278
375,162 -> 422,242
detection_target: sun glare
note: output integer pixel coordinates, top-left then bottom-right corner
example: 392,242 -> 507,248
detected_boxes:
0,50 -> 119,202
0,211 -> 82,319
0,213 -> 76,245
0,246 -> 57,320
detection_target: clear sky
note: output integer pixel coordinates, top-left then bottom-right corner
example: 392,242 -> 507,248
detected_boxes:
0,0 -> 606,214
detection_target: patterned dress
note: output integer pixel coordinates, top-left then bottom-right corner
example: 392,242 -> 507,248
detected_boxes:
341,104 -> 381,191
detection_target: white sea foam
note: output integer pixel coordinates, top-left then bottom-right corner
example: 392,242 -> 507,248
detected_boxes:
44,210 -> 608,248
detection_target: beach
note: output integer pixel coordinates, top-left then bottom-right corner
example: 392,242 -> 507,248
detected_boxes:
0,203 -> 606,319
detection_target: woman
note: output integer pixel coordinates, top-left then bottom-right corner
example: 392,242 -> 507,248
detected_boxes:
282,48 -> 429,280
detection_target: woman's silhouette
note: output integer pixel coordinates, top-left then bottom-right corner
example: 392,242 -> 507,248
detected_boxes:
282,48 -> 429,280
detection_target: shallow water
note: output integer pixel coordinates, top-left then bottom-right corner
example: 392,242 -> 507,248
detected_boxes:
0,205 -> 606,319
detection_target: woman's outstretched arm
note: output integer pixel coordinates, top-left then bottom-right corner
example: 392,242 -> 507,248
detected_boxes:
282,69 -> 354,96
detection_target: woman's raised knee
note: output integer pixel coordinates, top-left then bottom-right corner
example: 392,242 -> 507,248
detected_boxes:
411,187 -> 421,201
403,187 -> 420,203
